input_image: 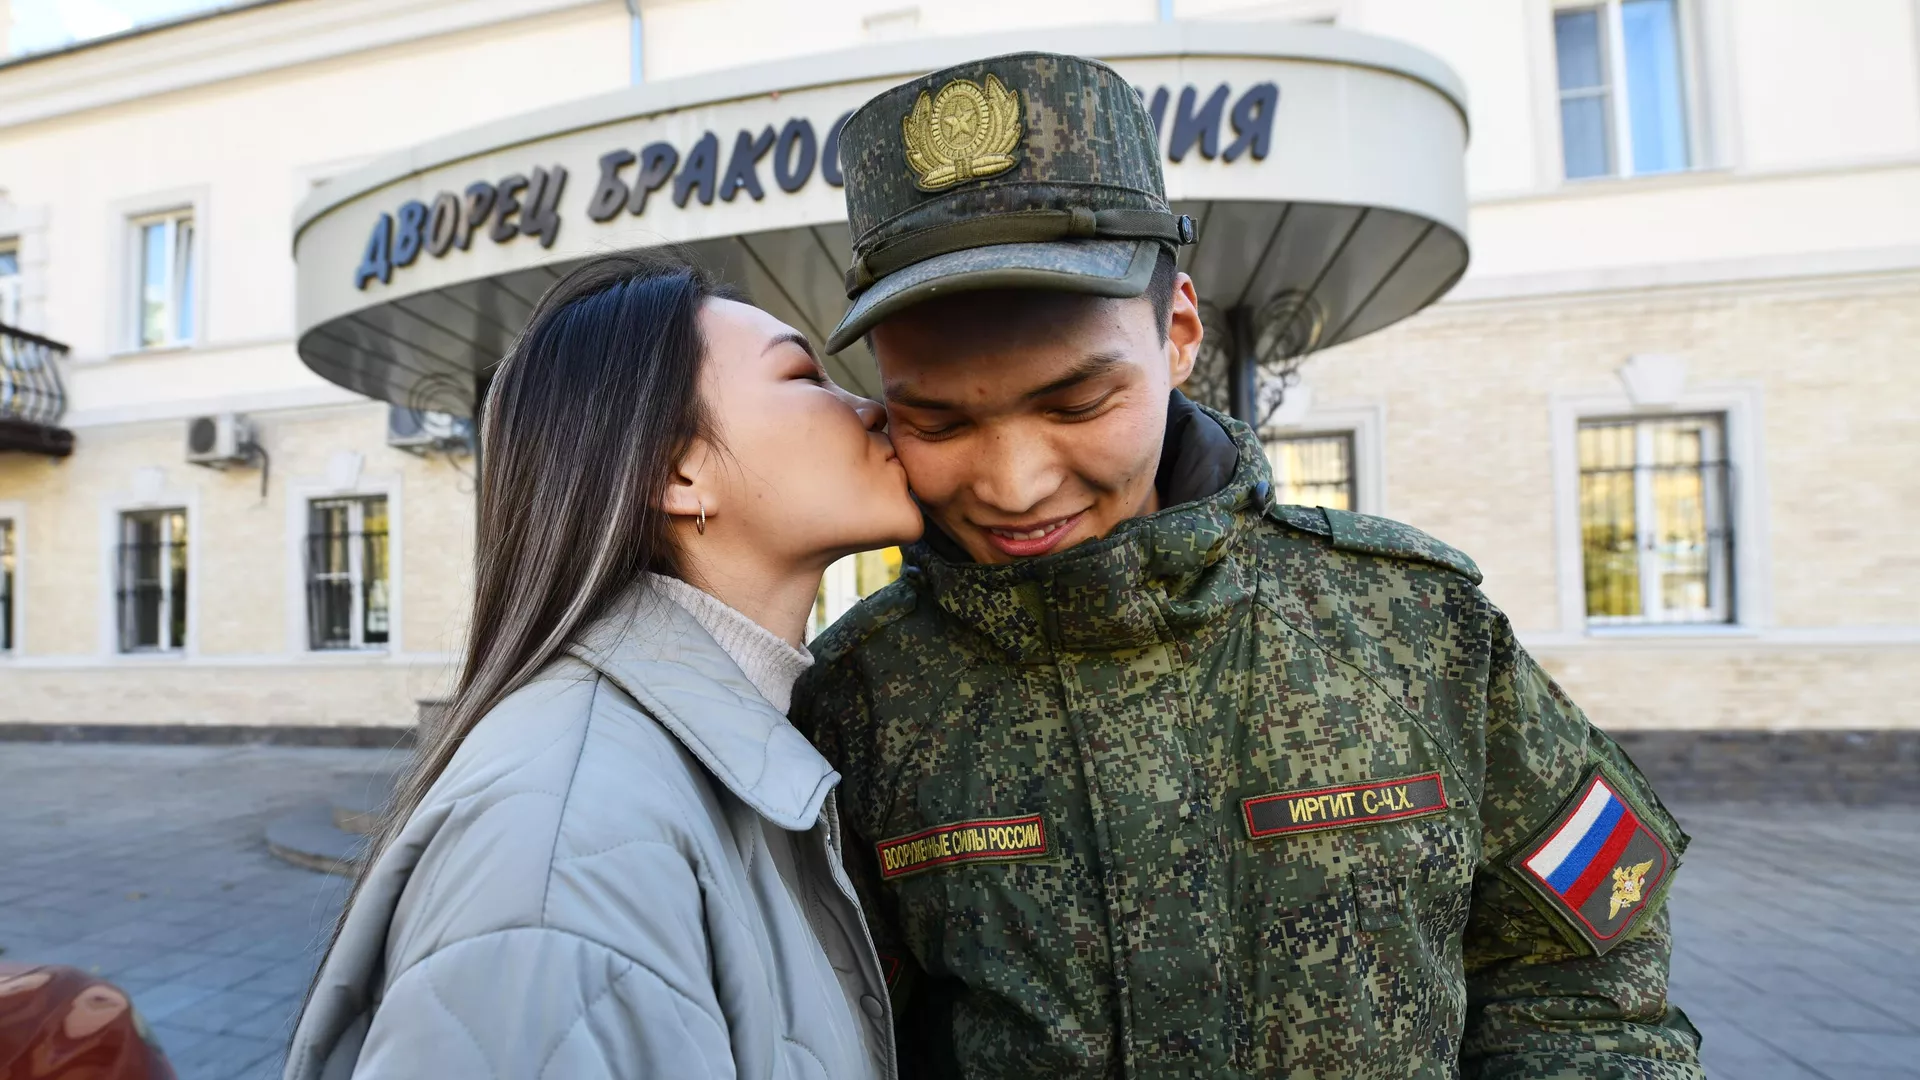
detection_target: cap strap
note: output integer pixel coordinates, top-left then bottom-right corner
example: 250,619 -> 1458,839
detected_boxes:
845,208 -> 1196,297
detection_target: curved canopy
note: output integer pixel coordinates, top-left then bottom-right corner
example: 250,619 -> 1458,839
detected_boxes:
292,22 -> 1469,419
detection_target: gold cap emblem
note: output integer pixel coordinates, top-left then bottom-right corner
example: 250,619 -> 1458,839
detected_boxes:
901,75 -> 1022,192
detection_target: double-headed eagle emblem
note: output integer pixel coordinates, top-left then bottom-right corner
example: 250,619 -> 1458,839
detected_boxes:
1608,859 -> 1656,919
902,75 -> 1023,192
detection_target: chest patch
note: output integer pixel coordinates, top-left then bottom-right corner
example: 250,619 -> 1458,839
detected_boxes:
1242,772 -> 1448,839
1510,767 -> 1671,954
876,814 -> 1048,880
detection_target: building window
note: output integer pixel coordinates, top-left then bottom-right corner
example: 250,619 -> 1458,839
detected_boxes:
1264,432 -> 1355,510
1578,414 -> 1731,625
1,518 -> 14,652
0,242 -> 20,327
306,496 -> 391,650
118,509 -> 188,652
811,546 -> 901,639
132,210 -> 195,348
1554,0 -> 1691,179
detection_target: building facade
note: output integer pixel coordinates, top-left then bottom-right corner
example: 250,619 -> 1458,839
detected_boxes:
1,0 -> 1915,736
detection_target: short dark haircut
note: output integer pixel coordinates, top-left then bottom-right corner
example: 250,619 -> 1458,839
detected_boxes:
1146,245 -> 1177,341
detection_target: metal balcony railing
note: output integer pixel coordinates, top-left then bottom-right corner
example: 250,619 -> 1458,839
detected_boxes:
0,322 -> 74,457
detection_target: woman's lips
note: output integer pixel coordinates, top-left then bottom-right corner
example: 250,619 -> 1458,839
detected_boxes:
980,513 -> 1081,558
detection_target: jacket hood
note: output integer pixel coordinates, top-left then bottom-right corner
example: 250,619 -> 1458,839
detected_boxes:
567,586 -> 838,831
905,399 -> 1276,662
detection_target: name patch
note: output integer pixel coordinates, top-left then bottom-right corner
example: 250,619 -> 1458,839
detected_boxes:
877,814 -> 1048,880
1243,772 -> 1448,839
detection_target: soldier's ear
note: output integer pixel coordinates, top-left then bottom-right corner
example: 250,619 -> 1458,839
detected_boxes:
1165,273 -> 1202,387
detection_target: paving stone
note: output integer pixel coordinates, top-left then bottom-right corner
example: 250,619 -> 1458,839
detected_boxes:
5,745 -> 1919,1079
163,1031 -> 285,1080
165,987 -> 295,1036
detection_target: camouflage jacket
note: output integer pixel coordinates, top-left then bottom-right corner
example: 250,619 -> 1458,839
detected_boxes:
795,406 -> 1705,1080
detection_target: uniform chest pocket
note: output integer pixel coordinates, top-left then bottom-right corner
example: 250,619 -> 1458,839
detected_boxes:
1243,815 -> 1477,1077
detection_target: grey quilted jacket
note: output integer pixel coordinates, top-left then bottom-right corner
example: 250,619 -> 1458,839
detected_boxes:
284,589 -> 897,1080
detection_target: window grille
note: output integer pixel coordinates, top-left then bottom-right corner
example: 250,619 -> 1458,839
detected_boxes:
1264,432 -> 1355,511
307,496 -> 391,650
118,509 -> 188,652
1,519 -> 14,652
1578,414 -> 1732,624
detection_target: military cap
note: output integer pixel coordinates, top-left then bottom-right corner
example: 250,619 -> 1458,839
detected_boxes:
825,51 -> 1196,353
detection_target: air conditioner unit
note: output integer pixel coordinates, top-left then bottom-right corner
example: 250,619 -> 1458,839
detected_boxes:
387,406 -> 473,455
185,413 -> 258,468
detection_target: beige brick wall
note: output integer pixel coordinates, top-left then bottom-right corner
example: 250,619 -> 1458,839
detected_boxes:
1299,271 -> 1920,731
0,399 -> 470,726
5,275 -> 1915,732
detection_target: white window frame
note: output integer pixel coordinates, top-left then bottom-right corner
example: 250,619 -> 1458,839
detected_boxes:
1550,383 -> 1768,636
98,476 -> 199,659
0,201 -> 49,336
1259,389 -> 1387,516
129,208 -> 197,351
108,187 -> 208,358
1545,0 -> 1711,181
0,502 -> 23,656
0,239 -> 21,327
284,464 -> 404,657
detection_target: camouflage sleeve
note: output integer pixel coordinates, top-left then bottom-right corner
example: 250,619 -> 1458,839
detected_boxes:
1459,609 -> 1706,1080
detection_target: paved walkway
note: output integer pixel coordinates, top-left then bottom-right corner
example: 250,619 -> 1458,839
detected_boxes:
0,743 -> 1914,1079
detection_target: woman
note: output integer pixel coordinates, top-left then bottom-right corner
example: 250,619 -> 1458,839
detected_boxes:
285,253 -> 922,1080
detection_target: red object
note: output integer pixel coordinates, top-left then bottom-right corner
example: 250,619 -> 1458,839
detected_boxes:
0,963 -> 176,1080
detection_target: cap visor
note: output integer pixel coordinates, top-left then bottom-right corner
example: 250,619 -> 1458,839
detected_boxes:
825,238 -> 1159,354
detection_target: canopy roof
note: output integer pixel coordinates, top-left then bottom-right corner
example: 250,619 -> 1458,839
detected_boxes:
292,21 -> 1469,417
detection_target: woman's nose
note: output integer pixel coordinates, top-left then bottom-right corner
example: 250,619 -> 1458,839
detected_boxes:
837,386 -> 889,433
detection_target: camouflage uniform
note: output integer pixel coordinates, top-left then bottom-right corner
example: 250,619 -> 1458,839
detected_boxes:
798,410 -> 1703,1078
803,50 -> 1704,1079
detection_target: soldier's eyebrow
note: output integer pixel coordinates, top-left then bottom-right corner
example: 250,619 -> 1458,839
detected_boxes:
1019,354 -> 1127,402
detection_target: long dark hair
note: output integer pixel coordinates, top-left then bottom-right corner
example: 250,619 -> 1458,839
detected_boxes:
310,251 -> 732,999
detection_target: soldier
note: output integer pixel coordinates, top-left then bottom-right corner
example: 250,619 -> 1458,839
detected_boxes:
795,51 -> 1705,1079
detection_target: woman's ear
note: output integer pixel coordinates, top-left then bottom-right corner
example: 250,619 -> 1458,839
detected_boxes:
660,438 -> 719,525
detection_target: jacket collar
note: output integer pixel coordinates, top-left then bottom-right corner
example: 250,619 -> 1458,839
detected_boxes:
566,587 -> 837,832
907,398 -> 1275,662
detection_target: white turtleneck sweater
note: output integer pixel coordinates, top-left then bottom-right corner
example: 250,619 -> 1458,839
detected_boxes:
646,573 -> 814,713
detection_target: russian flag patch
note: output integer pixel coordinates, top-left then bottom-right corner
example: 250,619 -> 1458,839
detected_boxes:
1509,766 -> 1672,955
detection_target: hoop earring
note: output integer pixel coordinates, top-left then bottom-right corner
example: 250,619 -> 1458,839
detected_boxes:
696,501 -> 706,535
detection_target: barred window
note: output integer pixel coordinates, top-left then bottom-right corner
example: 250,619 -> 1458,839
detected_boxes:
118,509 -> 188,652
1264,433 -> 1355,511
1578,414 -> 1732,624
307,496 -> 391,650
1,518 -> 15,652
